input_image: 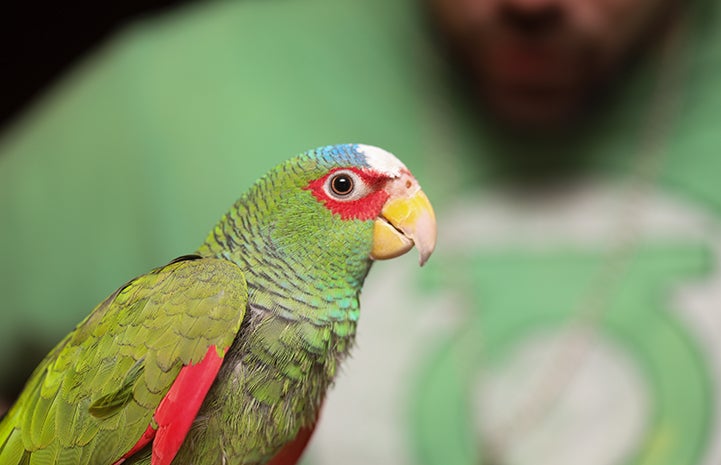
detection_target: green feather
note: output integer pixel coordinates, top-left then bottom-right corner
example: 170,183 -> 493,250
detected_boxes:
88,359 -> 144,419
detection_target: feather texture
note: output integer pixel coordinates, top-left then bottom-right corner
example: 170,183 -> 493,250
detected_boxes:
0,257 -> 247,465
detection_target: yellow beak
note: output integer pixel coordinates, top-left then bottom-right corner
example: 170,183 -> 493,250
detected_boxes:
370,177 -> 437,266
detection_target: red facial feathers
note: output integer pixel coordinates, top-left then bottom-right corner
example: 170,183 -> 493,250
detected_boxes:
304,167 -> 391,221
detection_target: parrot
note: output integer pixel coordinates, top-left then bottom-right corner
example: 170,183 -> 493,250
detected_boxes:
0,144 -> 436,465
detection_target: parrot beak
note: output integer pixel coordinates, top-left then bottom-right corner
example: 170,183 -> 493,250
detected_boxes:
370,173 -> 437,266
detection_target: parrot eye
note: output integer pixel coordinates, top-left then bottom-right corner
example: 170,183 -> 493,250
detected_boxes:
322,169 -> 372,202
330,174 -> 354,196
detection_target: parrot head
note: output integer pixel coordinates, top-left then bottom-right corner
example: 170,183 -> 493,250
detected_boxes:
299,144 -> 436,266
208,144 -> 436,288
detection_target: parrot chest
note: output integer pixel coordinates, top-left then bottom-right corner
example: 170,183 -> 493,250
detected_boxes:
175,307 -> 356,464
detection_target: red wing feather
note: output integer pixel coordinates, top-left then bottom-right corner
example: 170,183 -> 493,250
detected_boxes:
152,345 -> 227,465
114,345 -> 227,465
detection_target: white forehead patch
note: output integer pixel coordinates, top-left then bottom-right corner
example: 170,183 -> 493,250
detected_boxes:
357,144 -> 407,178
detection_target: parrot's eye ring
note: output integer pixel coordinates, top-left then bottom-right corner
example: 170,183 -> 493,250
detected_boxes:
323,169 -> 370,201
329,173 -> 355,197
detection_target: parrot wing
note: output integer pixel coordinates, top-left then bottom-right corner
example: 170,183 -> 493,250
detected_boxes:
0,255 -> 248,465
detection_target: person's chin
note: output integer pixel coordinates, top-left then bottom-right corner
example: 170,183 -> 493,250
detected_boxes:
481,82 -> 586,132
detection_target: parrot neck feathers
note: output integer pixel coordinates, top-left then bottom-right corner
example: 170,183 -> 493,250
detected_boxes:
197,155 -> 375,331
188,150 -> 381,455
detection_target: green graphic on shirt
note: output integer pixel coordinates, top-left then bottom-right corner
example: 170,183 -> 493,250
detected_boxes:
412,243 -> 713,465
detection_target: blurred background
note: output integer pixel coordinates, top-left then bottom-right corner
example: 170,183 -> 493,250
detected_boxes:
1,1 -> 720,464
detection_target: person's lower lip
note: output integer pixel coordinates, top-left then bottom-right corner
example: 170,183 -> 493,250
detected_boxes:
483,44 -> 574,83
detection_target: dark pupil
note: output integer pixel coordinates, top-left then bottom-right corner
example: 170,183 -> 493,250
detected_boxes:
331,175 -> 353,196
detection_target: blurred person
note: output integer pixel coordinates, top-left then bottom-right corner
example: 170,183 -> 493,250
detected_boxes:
0,0 -> 719,465
430,0 -> 682,129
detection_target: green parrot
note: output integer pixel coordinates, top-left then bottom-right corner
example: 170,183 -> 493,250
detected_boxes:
0,144 -> 436,465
